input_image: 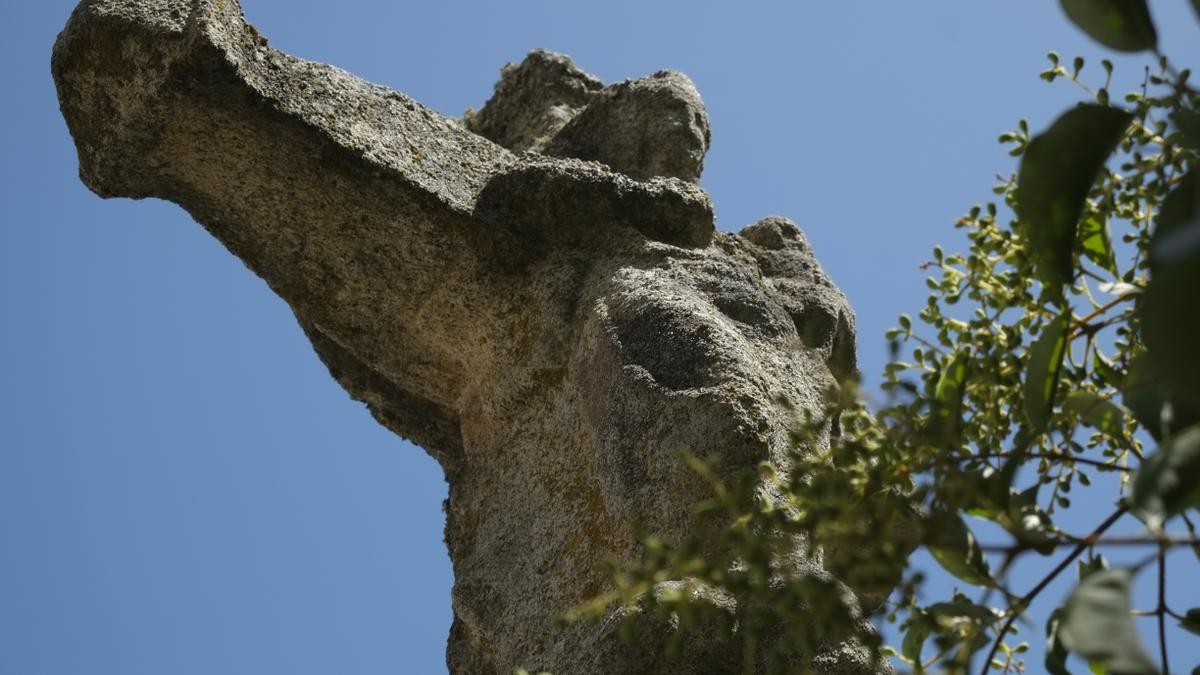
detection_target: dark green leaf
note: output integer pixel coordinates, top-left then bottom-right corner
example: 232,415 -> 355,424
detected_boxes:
1024,312 -> 1071,433
1006,484 -> 1058,554
925,511 -> 994,587
1065,390 -> 1128,440
1017,105 -> 1132,291
1079,214 -> 1119,274
925,595 -> 997,655
1058,569 -> 1158,675
965,479 -> 1057,555
1046,608 -> 1072,675
1123,356 -> 1167,441
1153,167 -> 1200,243
1142,170 -> 1200,410
1094,350 -> 1126,388
1122,355 -> 1200,442
1172,109 -> 1200,150
985,458 -> 1021,515
1180,608 -> 1200,636
928,595 -> 996,625
1132,422 -> 1200,524
1008,508 -> 1058,554
902,612 -> 933,664
1059,0 -> 1157,52
961,467 -> 1007,520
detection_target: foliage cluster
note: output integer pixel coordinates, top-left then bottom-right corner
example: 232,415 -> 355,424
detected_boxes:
572,1 -> 1200,673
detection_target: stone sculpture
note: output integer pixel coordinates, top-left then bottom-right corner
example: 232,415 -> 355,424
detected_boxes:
53,1 -> 875,672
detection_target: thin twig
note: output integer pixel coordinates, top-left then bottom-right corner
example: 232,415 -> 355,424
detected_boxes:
976,533 -> 1200,552
1154,49 -> 1200,98
978,506 -> 1128,675
1158,547 -> 1170,675
1069,294 -> 1136,339
1181,511 -> 1198,540
958,451 -> 1132,473
1057,532 -> 1200,547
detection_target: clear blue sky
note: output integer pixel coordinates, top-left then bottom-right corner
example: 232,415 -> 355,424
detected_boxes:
3,1 -> 1199,673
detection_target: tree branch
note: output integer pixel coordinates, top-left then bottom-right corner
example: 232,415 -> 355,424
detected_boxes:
978,506 -> 1128,675
1158,548 -> 1170,675
955,451 -> 1132,473
977,533 -> 1200,552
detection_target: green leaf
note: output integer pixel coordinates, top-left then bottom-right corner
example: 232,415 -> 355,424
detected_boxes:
902,612 -> 933,664
1017,104 -> 1133,291
1142,171 -> 1200,410
962,469 -> 1006,521
1132,422 -> 1200,524
928,595 -> 996,625
1059,0 -> 1157,52
1046,608 -> 1072,675
1123,356 -> 1165,441
1093,350 -> 1126,388
963,478 -> 1058,555
1065,390 -> 1128,440
935,350 -> 970,400
925,511 -> 994,587
1079,214 -> 1119,274
985,458 -> 1021,515
1058,569 -> 1158,675
1171,109 -> 1200,150
1180,608 -> 1200,636
933,348 -> 971,443
926,595 -> 994,653
1122,354 -> 1200,442
1005,484 -> 1058,554
1024,312 -> 1071,433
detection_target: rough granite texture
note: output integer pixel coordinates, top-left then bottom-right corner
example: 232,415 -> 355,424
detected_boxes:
462,49 -> 604,155
53,1 -> 880,673
464,51 -> 710,183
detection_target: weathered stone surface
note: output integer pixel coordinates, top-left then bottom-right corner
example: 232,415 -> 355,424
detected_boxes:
463,49 -> 604,155
53,1 -> 877,673
466,51 -> 710,183
546,70 -> 711,182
